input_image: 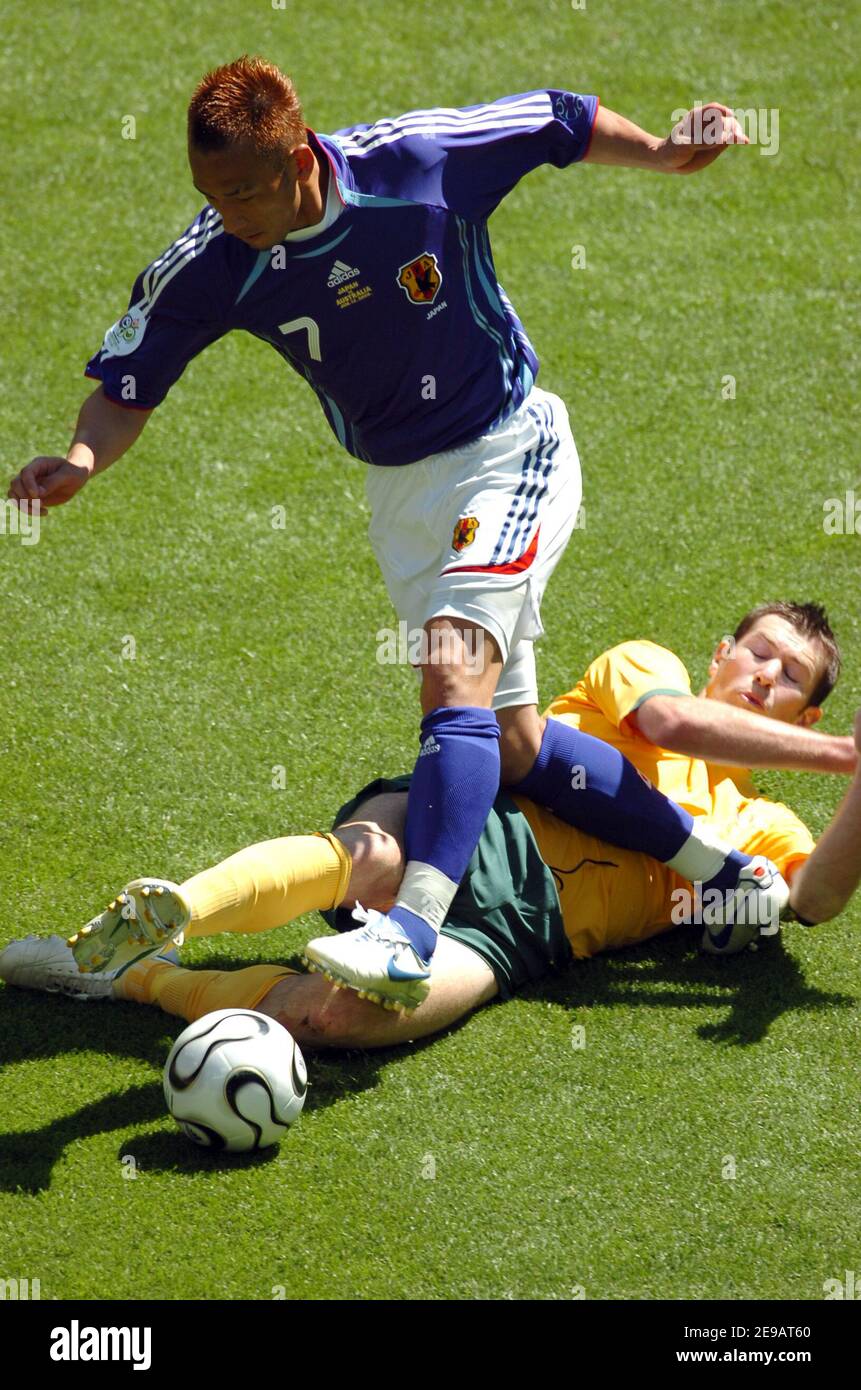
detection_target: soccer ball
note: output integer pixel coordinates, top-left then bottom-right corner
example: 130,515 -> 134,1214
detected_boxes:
163,1009 -> 307,1152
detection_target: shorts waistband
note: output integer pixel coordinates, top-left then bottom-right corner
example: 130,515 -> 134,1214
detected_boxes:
393,388 -> 552,472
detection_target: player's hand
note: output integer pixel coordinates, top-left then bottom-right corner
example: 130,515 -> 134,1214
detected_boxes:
7,456 -> 92,508
657,103 -> 749,175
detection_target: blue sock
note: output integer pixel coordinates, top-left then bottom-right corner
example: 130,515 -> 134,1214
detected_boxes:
389,706 -> 500,961
512,718 -> 749,890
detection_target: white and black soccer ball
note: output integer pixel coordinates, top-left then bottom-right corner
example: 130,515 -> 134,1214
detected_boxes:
163,1009 -> 307,1152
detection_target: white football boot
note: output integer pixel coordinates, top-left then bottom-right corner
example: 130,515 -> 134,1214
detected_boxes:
0,935 -> 119,1000
68,878 -> 191,978
303,905 -> 432,1013
699,855 -> 790,955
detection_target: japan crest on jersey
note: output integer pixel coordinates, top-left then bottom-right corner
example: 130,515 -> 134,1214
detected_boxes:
397,252 -> 443,305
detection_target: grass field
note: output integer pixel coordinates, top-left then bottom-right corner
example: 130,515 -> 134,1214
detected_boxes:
1,0 -> 859,1302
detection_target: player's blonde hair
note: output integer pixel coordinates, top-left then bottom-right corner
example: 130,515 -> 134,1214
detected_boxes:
188,55 -> 306,167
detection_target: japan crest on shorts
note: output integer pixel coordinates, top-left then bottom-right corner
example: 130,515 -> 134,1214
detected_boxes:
397,252 -> 442,305
452,516 -> 480,552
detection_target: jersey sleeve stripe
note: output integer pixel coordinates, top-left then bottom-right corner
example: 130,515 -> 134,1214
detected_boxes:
141,210 -> 223,311
142,207 -> 218,298
340,93 -> 551,136
337,114 -> 554,158
336,95 -> 555,155
93,212 -> 225,369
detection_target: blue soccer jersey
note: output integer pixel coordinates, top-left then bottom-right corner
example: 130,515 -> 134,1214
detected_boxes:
85,90 -> 599,466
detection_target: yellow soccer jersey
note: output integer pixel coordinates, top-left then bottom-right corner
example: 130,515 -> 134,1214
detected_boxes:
517,640 -> 816,959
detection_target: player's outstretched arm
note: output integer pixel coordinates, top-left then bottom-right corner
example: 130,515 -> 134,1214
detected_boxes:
633,695 -> 857,775
583,103 -> 749,174
8,385 -> 153,508
788,712 -> 861,924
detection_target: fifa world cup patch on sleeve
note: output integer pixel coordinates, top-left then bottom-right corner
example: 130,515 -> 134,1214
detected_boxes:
102,305 -> 148,358
397,252 -> 443,305
452,516 -> 480,551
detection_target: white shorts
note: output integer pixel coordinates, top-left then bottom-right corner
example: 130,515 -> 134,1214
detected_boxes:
366,387 -> 582,710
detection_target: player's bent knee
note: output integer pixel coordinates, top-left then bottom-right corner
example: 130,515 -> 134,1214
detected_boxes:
257,935 -> 499,1050
421,661 -> 474,708
333,818 -> 404,909
419,619 -> 501,709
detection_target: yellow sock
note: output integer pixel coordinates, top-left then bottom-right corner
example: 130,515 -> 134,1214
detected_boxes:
115,958 -> 295,1021
180,832 -> 350,938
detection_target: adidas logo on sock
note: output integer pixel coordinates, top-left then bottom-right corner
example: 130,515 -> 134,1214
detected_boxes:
327,259 -> 361,287
419,733 -> 441,757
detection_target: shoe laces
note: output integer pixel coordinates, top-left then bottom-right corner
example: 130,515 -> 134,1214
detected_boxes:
351,904 -> 411,950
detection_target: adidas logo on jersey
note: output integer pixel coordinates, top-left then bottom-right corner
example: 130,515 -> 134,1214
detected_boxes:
419,733 -> 441,757
327,259 -> 361,287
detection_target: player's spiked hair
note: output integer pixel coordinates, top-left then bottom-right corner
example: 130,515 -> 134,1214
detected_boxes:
733,601 -> 841,706
187,55 -> 305,166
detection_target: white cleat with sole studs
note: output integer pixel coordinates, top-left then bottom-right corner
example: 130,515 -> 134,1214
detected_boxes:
68,878 -> 190,978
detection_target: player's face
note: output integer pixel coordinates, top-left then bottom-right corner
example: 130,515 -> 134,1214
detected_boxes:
188,138 -> 311,248
706,616 -> 825,725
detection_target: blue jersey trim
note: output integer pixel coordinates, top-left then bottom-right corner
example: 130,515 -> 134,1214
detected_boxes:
291,224 -> 354,260
340,185 -> 417,211
456,216 -> 513,399
470,228 -> 509,327
235,251 -> 271,305
317,385 -> 349,450
517,357 -> 536,403
286,353 -> 349,451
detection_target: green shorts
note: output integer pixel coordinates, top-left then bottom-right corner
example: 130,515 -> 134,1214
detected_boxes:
319,775 -> 571,1000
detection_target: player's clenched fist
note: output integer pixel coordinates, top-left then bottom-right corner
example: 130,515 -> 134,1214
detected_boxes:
7,456 -> 92,508
659,103 -> 749,175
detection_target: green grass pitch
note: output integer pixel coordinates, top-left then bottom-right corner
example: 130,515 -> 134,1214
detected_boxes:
0,0 -> 858,1301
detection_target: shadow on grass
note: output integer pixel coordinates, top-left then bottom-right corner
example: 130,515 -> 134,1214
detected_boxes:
0,931 -> 853,1191
521,925 -> 855,1046
0,955 -> 393,1192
